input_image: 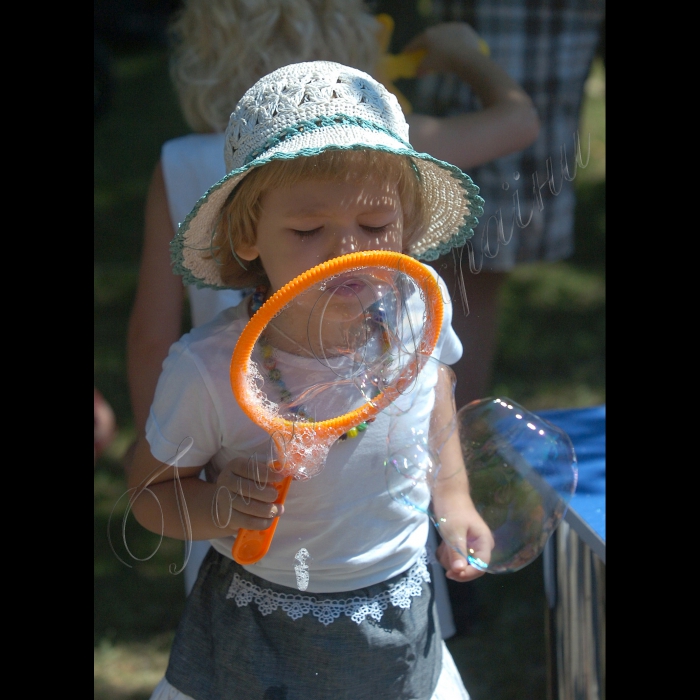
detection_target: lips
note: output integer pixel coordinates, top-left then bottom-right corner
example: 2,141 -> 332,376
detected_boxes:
324,275 -> 367,298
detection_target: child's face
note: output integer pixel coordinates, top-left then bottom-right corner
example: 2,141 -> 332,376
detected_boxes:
235,177 -> 404,293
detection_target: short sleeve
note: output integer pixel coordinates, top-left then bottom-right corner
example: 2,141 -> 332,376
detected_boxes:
432,269 -> 463,366
145,339 -> 223,468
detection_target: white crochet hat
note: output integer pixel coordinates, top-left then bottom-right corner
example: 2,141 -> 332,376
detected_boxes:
171,61 -> 484,289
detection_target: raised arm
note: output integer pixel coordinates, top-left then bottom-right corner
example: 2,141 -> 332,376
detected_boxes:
403,22 -> 540,170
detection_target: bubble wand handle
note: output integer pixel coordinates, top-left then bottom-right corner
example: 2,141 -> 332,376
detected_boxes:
232,465 -> 292,565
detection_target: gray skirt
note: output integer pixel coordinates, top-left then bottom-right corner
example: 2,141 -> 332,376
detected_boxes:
165,548 -> 443,700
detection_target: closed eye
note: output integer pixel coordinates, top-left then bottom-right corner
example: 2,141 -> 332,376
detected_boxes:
362,224 -> 390,233
292,227 -> 322,237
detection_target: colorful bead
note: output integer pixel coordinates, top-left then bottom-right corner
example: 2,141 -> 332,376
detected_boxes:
249,285 -> 269,315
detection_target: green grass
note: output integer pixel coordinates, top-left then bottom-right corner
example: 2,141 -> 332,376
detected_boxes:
94,44 -> 604,700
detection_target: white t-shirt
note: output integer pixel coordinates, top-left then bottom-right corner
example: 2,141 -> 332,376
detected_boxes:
161,133 -> 244,326
146,270 -> 462,593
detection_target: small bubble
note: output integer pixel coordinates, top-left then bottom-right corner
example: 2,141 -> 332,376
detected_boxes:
513,171 -> 520,180
502,182 -> 509,190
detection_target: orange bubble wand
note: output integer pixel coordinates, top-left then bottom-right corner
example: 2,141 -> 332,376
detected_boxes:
229,251 -> 444,565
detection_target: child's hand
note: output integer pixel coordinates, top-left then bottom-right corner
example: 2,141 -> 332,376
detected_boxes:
435,505 -> 495,582
213,457 -> 286,532
403,22 -> 488,77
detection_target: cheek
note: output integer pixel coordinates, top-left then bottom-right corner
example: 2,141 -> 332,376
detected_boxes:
383,223 -> 404,250
292,238 -> 326,263
267,241 -> 324,288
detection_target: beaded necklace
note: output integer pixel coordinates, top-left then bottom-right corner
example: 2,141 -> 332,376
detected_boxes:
249,285 -> 374,442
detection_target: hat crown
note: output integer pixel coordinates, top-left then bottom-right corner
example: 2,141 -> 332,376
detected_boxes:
224,61 -> 409,172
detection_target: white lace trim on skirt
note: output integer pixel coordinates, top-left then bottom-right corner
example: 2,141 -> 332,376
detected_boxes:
226,553 -> 431,626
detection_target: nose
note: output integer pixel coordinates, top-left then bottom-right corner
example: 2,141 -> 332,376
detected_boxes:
331,230 -> 367,258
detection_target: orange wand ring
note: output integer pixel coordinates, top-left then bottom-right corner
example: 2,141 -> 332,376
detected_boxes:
229,250 -> 444,565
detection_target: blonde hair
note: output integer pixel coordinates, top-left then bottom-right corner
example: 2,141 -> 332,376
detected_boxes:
168,0 -> 381,133
210,150 -> 428,289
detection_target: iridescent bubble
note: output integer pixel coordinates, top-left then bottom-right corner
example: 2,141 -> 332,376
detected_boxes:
385,360 -> 456,514
384,381 -> 577,574
454,397 -> 578,573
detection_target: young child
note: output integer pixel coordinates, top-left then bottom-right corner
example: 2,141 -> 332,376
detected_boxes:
126,3 -> 538,633
125,0 -> 383,597
129,61 -> 495,699
127,0 -> 379,444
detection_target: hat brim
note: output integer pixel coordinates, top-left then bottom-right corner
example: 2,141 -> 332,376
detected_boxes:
171,123 -> 484,290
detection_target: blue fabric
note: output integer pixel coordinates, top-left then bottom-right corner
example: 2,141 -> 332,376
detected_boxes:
538,405 -> 606,546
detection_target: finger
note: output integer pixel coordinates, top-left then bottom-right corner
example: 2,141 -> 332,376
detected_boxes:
232,499 -> 284,521
216,474 -> 281,504
438,542 -> 486,582
227,456 -> 288,483
446,565 -> 485,582
444,552 -> 485,582
438,543 -> 466,576
229,512 -> 277,532
402,31 -> 427,54
212,492 -> 285,531
232,492 -> 284,518
467,530 -> 496,568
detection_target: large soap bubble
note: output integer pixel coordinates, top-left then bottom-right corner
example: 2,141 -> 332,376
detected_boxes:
384,360 -> 456,516
385,393 -> 577,574
455,397 -> 578,573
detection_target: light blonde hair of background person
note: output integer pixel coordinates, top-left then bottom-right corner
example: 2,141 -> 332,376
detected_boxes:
169,0 -> 381,134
